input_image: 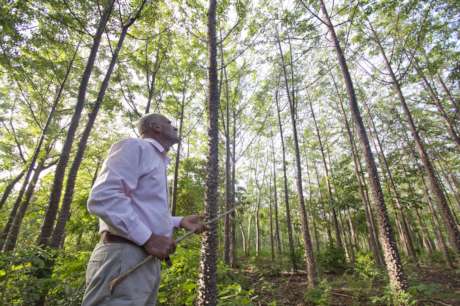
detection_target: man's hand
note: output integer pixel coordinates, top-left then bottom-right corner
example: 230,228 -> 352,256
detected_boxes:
143,233 -> 176,259
180,215 -> 206,234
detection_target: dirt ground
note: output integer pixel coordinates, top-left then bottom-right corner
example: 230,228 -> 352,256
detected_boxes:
240,264 -> 460,306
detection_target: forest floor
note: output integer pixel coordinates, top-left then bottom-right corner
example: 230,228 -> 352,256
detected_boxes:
236,258 -> 460,306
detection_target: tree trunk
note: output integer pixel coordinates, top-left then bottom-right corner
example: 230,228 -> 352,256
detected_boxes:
145,32 -> 166,114
317,0 -> 407,291
0,42 -> 78,251
313,160 -> 333,246
276,28 -> 316,286
308,98 -> 343,249
50,5 -> 145,248
368,21 -> 460,252
171,89 -> 186,216
270,134 -> 282,255
230,106 -> 237,267
0,170 -> 25,210
414,60 -> 460,151
437,74 -> 460,118
196,0 -> 219,303
305,157 -> 321,255
37,0 -> 115,246
3,154 -> 49,251
255,189 -> 261,256
274,85 -> 297,272
331,75 -> 384,266
269,175 -> 275,260
363,100 -> 418,264
223,55 -> 233,265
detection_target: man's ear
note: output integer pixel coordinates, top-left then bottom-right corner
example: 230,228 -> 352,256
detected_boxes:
150,122 -> 162,133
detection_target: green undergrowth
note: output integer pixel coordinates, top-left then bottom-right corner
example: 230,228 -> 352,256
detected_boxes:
158,238 -> 254,305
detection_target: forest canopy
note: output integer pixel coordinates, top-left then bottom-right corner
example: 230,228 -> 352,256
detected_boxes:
0,0 -> 459,305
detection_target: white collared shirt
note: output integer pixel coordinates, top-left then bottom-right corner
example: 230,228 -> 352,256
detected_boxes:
87,137 -> 182,245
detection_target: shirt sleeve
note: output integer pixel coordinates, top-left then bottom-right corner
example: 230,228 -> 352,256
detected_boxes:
171,216 -> 183,228
87,139 -> 152,245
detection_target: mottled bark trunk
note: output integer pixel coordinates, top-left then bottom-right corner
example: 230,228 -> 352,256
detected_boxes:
50,8 -> 142,248
3,156 -> 48,251
364,100 -> 418,264
305,158 -> 321,255
0,43 -> 77,251
271,136 -> 282,255
197,0 -> 219,304
313,160 -> 333,246
0,170 -> 25,210
145,36 -> 165,114
318,1 -> 407,291
308,98 -> 343,249
255,194 -> 261,256
171,93 -> 185,216
399,125 -> 455,267
269,177 -> 275,260
37,0 -> 115,246
437,74 -> 460,119
424,180 -> 455,269
230,109 -> 237,267
223,59 -> 232,265
369,21 -> 460,252
274,86 -> 297,272
331,76 -> 384,266
414,61 -> 460,151
276,28 -> 316,286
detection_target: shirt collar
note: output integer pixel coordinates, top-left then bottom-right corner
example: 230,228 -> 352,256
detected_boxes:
143,138 -> 165,153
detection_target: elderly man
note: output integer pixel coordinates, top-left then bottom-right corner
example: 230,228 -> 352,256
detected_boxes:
82,113 -> 205,306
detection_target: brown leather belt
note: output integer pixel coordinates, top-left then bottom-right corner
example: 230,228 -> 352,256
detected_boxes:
101,231 -> 139,246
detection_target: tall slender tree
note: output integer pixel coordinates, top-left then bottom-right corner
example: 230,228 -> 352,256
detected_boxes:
197,0 -> 219,304
367,20 -> 460,252
37,0 -> 115,246
308,0 -> 408,291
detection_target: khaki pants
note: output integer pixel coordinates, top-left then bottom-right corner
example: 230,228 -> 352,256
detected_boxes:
82,242 -> 161,306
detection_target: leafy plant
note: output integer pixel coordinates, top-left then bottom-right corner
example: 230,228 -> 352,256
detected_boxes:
317,246 -> 347,274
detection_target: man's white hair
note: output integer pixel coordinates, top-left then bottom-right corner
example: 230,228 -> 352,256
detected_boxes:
137,113 -> 164,135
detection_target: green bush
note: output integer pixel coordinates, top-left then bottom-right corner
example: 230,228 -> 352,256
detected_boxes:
304,280 -> 332,305
354,252 -> 380,281
370,284 -> 415,306
158,239 -> 254,305
317,246 -> 347,274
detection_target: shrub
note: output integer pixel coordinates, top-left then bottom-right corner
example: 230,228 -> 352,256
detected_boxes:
354,252 -> 380,282
304,280 -> 332,305
317,246 -> 347,274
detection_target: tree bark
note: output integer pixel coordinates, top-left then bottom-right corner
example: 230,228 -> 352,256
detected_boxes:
50,3 -> 146,248
363,100 -> 418,264
437,74 -> 460,119
414,60 -> 460,151
0,170 -> 25,210
3,150 -> 51,251
308,97 -> 343,250
0,42 -> 77,250
171,88 -> 186,216
270,133 -> 282,255
197,0 -> 219,304
276,28 -> 316,286
274,85 -> 297,272
368,21 -> 460,252
269,175 -> 275,260
37,0 -> 115,246
222,53 -> 233,265
317,1 -> 408,291
331,75 -> 384,266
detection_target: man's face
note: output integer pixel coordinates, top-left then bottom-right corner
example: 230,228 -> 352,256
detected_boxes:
158,116 -> 180,144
